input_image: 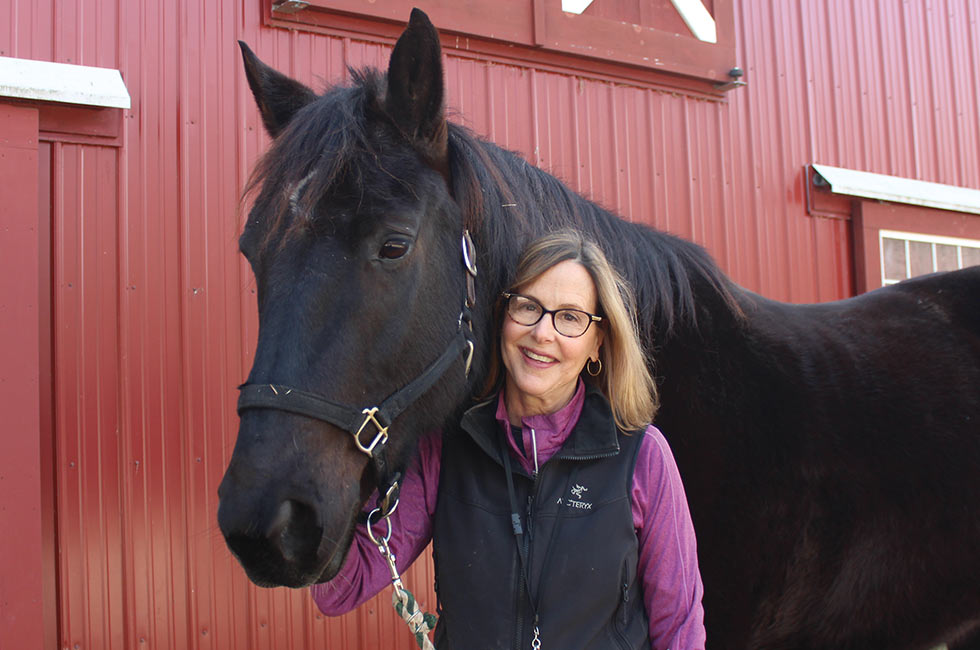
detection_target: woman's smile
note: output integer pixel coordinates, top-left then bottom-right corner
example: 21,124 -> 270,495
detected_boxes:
521,346 -> 556,365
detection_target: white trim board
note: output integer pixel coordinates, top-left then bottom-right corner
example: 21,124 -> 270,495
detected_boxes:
670,0 -> 717,43
0,56 -> 130,109
811,164 -> 980,216
879,229 -> 980,248
561,0 -> 594,13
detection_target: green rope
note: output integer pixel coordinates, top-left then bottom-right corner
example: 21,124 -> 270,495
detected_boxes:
392,585 -> 438,649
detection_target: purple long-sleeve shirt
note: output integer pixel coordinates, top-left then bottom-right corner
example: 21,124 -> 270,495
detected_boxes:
312,383 -> 706,649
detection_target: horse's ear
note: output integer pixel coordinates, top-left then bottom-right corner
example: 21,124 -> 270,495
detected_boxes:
239,41 -> 317,139
385,9 -> 449,178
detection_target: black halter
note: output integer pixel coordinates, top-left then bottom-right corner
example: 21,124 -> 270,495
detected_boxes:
236,230 -> 478,515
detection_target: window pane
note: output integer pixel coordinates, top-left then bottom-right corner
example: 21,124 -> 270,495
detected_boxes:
908,241 -> 934,277
935,244 -> 959,271
882,238 -> 907,282
963,246 -> 980,268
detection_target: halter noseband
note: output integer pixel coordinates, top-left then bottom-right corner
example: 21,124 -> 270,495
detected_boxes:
236,230 -> 478,515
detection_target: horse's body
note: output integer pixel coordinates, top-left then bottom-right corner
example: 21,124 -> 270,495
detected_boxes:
218,10 -> 980,649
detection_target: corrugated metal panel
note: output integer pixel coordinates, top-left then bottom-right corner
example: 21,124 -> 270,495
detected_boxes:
3,0 -> 980,648
0,103 -> 46,650
51,141 -> 126,650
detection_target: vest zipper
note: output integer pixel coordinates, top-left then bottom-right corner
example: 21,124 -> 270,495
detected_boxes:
614,561 -> 632,648
620,579 -> 630,625
514,470 -> 541,650
513,545 -> 526,650
556,450 -> 619,462
514,427 -> 540,649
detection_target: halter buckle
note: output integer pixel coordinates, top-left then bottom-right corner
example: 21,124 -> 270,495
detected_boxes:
354,407 -> 389,457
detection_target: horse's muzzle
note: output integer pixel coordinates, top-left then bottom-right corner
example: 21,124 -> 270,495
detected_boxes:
216,413 -> 369,588
217,492 -> 325,587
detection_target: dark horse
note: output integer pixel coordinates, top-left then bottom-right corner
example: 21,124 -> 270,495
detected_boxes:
218,10 -> 980,649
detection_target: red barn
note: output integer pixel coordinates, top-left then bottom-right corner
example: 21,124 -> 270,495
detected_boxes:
2,1 -> 979,648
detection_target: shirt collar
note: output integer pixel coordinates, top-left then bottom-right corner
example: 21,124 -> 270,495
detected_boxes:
460,380 -> 620,473
494,380 -> 586,453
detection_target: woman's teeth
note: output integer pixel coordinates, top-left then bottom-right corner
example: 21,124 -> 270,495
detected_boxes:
523,349 -> 553,363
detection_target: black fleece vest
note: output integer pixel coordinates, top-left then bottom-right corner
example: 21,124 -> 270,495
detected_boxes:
432,388 -> 649,650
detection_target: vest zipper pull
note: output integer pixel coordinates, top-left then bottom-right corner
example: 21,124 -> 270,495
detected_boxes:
530,428 -> 539,478
621,579 -> 630,625
530,615 -> 541,650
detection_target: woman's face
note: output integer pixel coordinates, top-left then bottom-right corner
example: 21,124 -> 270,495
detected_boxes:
501,259 -> 604,421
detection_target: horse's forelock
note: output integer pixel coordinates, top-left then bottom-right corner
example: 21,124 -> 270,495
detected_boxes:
241,70 -> 418,255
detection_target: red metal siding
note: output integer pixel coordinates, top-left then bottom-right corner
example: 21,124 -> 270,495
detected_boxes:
0,103 -> 45,650
50,142 -> 125,650
2,1 -> 980,648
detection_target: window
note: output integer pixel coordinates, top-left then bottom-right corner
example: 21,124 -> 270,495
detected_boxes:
880,230 -> 980,285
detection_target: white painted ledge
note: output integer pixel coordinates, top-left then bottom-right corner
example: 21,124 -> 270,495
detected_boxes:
812,164 -> 980,216
0,56 -> 130,109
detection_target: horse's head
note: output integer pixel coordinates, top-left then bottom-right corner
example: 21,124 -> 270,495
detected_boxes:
218,10 -> 475,588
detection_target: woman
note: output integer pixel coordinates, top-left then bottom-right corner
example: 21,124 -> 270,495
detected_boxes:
313,231 -> 706,649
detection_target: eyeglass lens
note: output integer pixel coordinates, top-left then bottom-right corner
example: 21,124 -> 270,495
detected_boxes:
506,294 -> 593,337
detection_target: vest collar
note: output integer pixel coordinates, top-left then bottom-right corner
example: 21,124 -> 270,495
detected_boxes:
460,382 -> 620,472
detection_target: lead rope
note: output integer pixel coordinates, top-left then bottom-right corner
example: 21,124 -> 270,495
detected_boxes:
367,500 -> 438,650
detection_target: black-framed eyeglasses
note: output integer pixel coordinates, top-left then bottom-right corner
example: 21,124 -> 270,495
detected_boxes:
502,292 -> 602,338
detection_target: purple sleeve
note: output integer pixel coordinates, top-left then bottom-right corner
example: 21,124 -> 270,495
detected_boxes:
310,432 -> 443,615
631,426 -> 706,650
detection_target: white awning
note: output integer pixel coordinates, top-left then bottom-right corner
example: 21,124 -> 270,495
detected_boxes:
0,56 -> 130,109
811,163 -> 980,216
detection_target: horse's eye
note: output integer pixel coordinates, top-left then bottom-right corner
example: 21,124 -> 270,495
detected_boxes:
380,239 -> 409,260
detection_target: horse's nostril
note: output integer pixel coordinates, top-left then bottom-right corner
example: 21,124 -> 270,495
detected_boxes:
265,500 -> 295,541
266,499 -> 322,565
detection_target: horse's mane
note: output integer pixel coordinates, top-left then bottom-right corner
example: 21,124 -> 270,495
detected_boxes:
242,67 -> 743,343
445,122 -> 744,342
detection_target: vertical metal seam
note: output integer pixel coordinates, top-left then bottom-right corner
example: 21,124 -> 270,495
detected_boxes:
899,2 -> 922,178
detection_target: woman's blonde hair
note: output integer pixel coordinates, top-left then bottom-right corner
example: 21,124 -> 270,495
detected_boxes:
482,230 -> 658,430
